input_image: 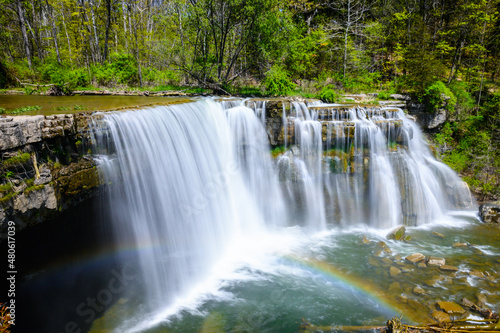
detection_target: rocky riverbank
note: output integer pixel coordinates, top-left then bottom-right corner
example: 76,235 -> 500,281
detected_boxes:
362,224 -> 500,324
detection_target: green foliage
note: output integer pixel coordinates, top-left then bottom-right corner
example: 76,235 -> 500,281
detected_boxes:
67,68 -> 90,88
436,110 -> 499,199
435,122 -> 454,146
38,59 -> 89,90
377,91 -> 394,100
388,140 -> 398,150
0,192 -> 15,204
264,65 -> 296,96
0,182 -> 12,193
2,171 -> 14,180
283,28 -> 327,79
442,150 -> 471,173
318,85 -> 341,103
423,81 -> 457,113
23,86 -> 35,95
6,105 -> 41,114
0,61 -> 14,88
270,146 -> 287,158
52,104 -> 87,111
399,47 -> 448,94
481,91 -> 500,124
142,67 -> 181,85
24,184 -> 45,194
449,81 -> 475,113
92,53 -> 138,86
229,85 -> 265,97
2,152 -> 31,167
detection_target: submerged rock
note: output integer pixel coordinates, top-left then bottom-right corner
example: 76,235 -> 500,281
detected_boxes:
440,265 -> 459,272
436,301 -> 466,315
389,266 -> 402,277
432,231 -> 445,238
374,241 -> 392,256
431,310 -> 451,323
425,275 -> 445,287
476,294 -> 488,305
381,257 -> 394,265
469,270 -> 485,278
461,298 -> 479,311
361,235 -> 371,244
413,286 -> 425,295
479,201 -> 500,223
389,282 -> 401,292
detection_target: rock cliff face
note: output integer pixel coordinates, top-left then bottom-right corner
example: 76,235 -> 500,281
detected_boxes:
479,202 -> 500,224
0,113 -> 102,235
243,99 -> 410,147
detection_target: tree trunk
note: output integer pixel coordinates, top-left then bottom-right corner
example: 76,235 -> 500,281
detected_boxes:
103,0 -> 111,62
15,0 -> 32,69
343,0 -> 350,78
131,3 -> 143,86
122,1 -> 128,50
89,0 -> 101,63
59,2 -> 72,63
46,0 -> 61,65
30,2 -> 43,60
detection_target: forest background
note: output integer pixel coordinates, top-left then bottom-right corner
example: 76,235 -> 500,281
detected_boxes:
0,0 -> 499,200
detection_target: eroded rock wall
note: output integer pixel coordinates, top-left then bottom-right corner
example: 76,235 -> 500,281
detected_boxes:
0,113 -> 103,235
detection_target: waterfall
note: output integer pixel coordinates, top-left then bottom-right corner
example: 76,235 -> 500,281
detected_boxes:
92,100 -> 288,312
91,98 -> 474,325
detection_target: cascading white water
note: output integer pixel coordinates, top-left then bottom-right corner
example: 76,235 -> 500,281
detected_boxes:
247,101 -> 474,228
225,105 -> 286,228
91,98 -> 474,329
93,100 -> 283,311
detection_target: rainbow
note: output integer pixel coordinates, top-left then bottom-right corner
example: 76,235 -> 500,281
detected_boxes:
282,255 -> 428,325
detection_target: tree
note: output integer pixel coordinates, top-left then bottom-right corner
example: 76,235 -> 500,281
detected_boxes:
181,0 -> 279,92
326,0 -> 373,78
14,0 -> 32,68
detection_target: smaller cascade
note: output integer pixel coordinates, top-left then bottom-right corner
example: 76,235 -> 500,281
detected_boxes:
240,99 -> 475,228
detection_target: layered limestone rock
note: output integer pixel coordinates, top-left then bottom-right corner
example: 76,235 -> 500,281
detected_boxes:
0,113 -> 102,234
243,98 -> 413,148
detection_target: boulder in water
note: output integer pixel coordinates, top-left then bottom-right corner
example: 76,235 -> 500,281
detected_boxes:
479,201 -> 500,223
440,265 -> 458,272
387,225 -> 406,240
427,257 -> 445,266
405,253 -> 425,264
431,310 -> 451,323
